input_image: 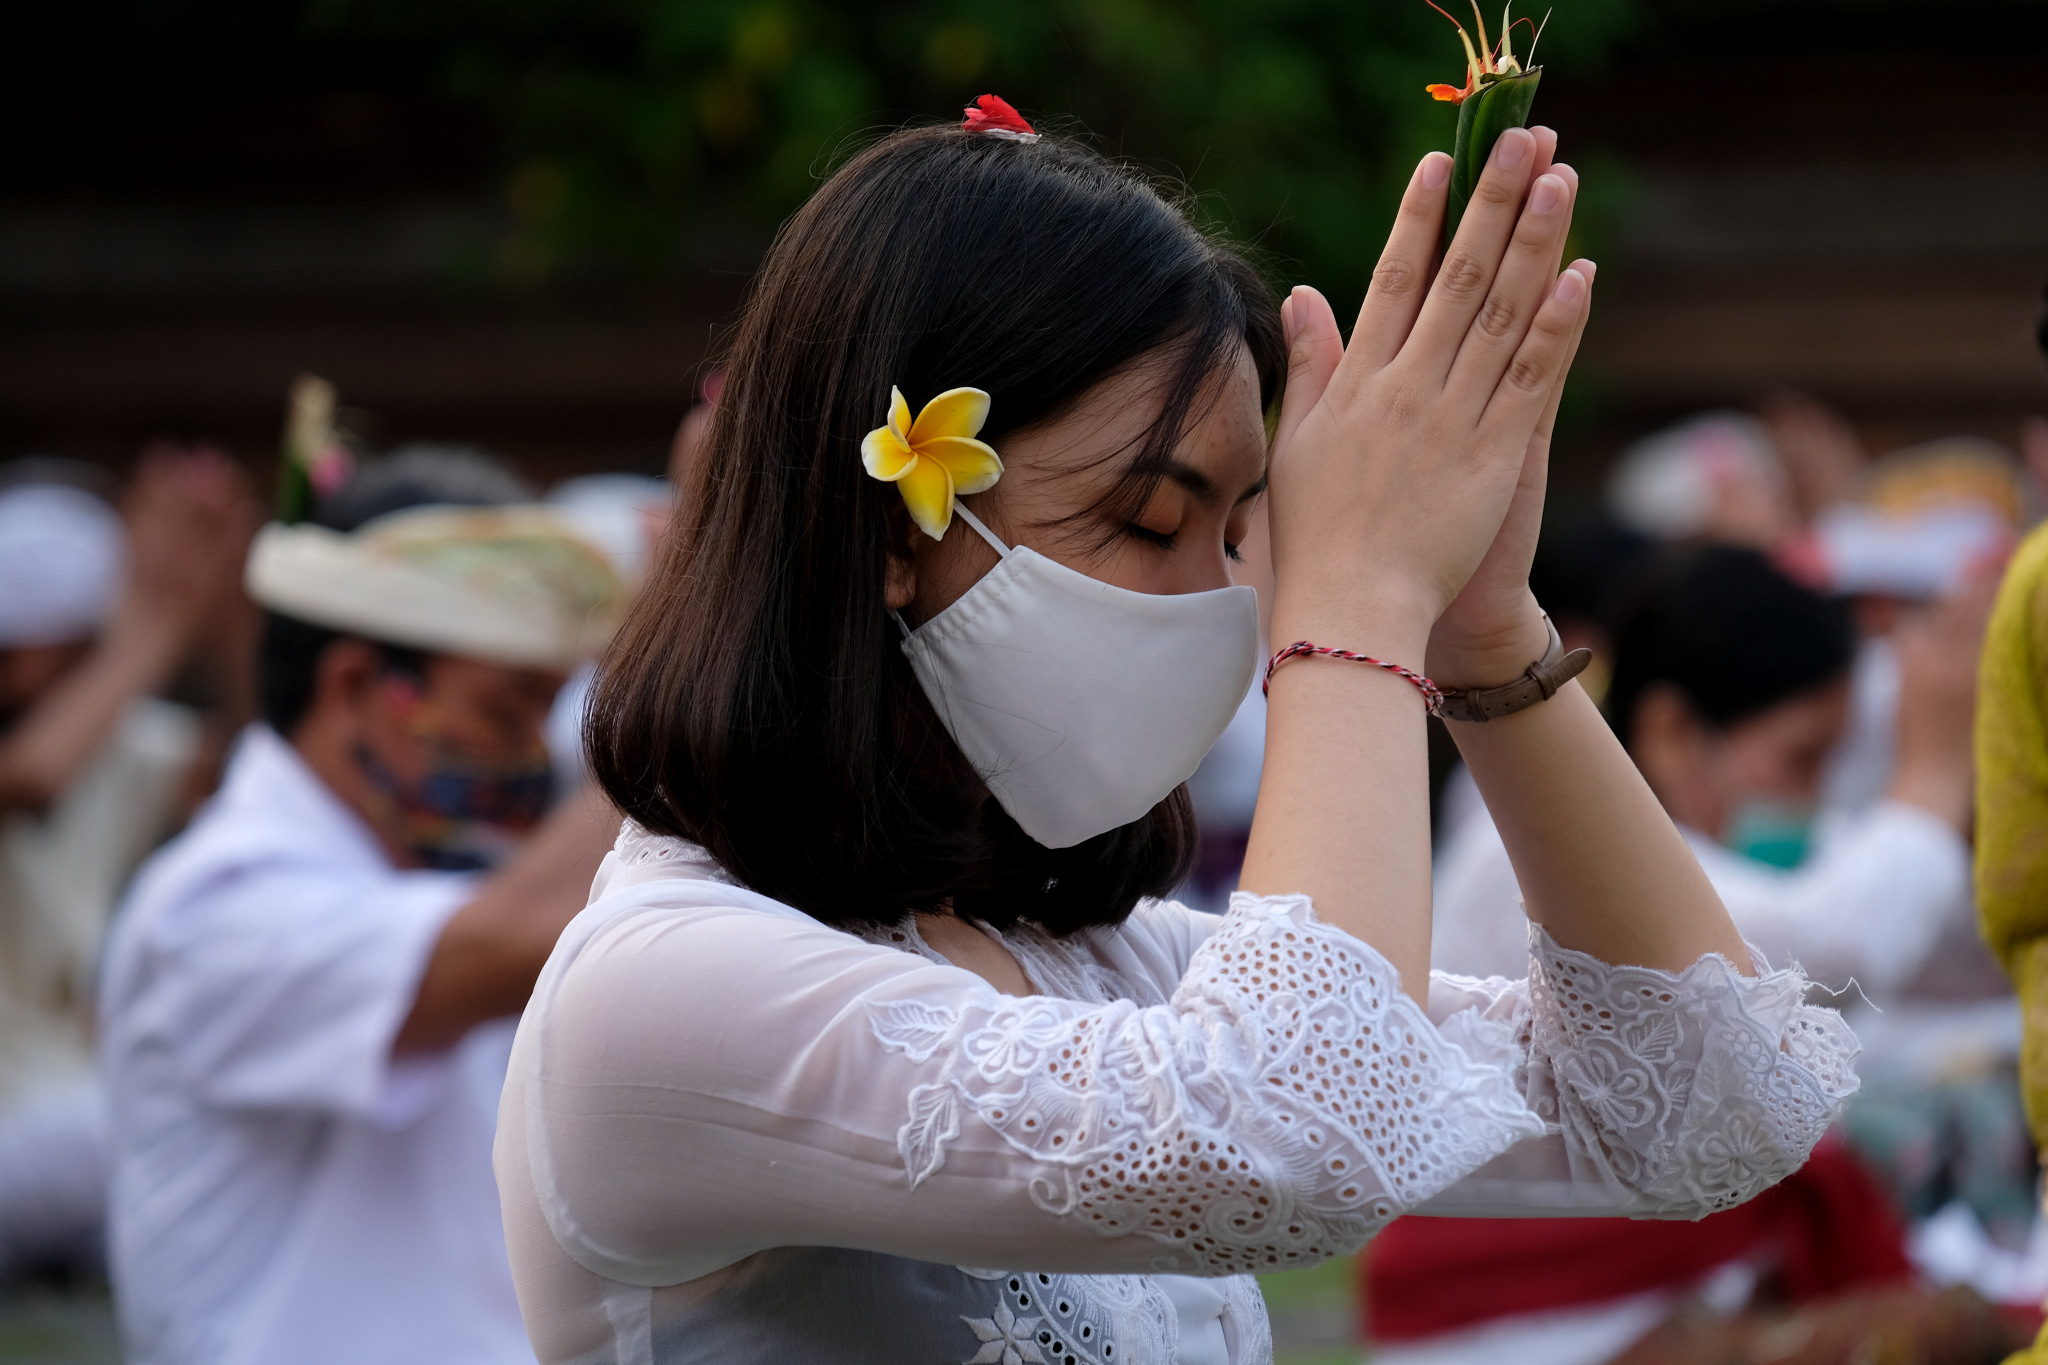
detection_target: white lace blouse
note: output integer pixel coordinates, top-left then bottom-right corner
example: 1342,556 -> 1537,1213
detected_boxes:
494,823 -> 1859,1365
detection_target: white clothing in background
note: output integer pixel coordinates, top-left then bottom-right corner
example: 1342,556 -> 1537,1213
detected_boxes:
1432,797 -> 1970,1002
1818,637 -> 1901,824
1433,762 -> 1487,857
494,825 -> 1857,1365
0,696 -> 196,1276
0,1077 -> 108,1274
99,726 -> 528,1365
545,661 -> 597,798
0,696 -> 196,1106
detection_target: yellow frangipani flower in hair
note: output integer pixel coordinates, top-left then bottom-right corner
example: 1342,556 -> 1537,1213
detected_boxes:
861,386 -> 1004,540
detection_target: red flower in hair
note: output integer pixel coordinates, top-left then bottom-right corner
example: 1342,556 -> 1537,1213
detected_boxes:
961,94 -> 1039,142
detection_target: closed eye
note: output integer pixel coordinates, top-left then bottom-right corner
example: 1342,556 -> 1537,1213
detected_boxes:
1126,524 -> 1178,552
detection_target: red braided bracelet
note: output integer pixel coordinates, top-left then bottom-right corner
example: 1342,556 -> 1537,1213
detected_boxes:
1263,640 -> 1445,715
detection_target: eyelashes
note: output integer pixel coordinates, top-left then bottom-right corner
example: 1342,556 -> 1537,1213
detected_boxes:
1124,522 -> 1245,563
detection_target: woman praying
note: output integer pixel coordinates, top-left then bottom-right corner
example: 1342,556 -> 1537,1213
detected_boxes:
493,105 -> 1858,1365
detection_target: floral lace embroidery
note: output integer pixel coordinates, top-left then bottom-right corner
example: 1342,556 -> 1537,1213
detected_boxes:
1221,1276 -> 1273,1365
955,1267 -> 1177,1365
1523,929 -> 1860,1213
874,894 -> 1859,1280
871,892 -> 1545,1275
962,1299 -> 1042,1365
868,924 -> 1231,1363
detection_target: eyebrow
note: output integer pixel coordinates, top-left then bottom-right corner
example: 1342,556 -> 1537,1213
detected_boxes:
1162,460 -> 1267,508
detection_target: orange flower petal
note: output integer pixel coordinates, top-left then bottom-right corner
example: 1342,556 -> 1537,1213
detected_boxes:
1426,83 -> 1469,103
908,387 -> 991,445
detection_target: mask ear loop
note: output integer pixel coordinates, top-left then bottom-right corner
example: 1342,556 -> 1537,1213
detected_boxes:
891,501 -> 1013,639
951,502 -> 1013,558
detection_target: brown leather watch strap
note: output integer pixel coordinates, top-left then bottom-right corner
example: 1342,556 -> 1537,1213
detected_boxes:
1435,615 -> 1592,723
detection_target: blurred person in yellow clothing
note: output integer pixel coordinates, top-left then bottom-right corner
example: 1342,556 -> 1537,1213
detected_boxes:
1974,514 -> 2048,1365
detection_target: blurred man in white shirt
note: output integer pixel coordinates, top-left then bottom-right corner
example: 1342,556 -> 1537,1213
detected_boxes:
100,463 -> 625,1365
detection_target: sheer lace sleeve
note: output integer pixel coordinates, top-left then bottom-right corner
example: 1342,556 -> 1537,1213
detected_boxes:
865,892 -> 1549,1275
504,878 -> 1856,1293
1415,926 -> 1859,1218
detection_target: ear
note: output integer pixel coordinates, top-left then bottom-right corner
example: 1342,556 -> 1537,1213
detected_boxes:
882,500 -> 919,613
312,638 -> 386,728
1629,683 -> 1712,810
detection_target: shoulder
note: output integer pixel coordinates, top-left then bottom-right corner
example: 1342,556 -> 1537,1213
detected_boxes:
104,790 -> 467,1004
527,881 -> 1004,1101
550,881 -> 923,1008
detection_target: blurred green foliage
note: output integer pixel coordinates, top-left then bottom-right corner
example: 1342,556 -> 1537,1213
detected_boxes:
310,0 -> 1642,301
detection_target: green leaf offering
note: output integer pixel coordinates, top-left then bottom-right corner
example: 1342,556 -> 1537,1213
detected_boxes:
276,373 -> 354,525
1424,3 -> 1549,247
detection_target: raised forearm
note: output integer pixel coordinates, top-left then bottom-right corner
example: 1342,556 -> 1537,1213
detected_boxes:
0,608 -> 188,814
1242,133 -> 1588,1000
1241,599 -> 1437,998
1451,682 -> 1751,975
394,785 -> 618,1053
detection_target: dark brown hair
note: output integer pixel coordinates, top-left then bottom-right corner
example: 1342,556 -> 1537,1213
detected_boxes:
588,125 -> 1283,933
1605,545 -> 1854,748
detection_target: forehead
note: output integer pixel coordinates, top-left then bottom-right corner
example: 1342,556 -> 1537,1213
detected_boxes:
422,655 -> 567,709
1728,677 -> 1852,748
1001,343 -> 1266,498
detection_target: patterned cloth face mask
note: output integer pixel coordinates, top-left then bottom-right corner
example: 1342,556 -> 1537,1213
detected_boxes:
354,693 -> 555,872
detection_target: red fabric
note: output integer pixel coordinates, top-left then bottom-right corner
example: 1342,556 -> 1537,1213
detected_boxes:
1362,1138 -> 1913,1342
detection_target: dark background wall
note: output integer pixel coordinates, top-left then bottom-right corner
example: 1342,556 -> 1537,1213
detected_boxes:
1551,15 -> 2048,476
2,0 -> 2043,489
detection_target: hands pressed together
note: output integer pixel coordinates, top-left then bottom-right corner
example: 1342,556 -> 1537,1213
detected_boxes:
1265,125 -> 1592,691
1245,127 -> 1753,993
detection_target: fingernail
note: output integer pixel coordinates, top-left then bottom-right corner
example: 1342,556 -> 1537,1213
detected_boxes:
1554,270 -> 1585,304
1491,131 -> 1530,169
1421,153 -> 1450,190
1529,175 -> 1563,215
1281,291 -> 1300,345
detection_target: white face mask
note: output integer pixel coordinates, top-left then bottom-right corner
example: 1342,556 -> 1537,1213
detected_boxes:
900,505 -> 1259,849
